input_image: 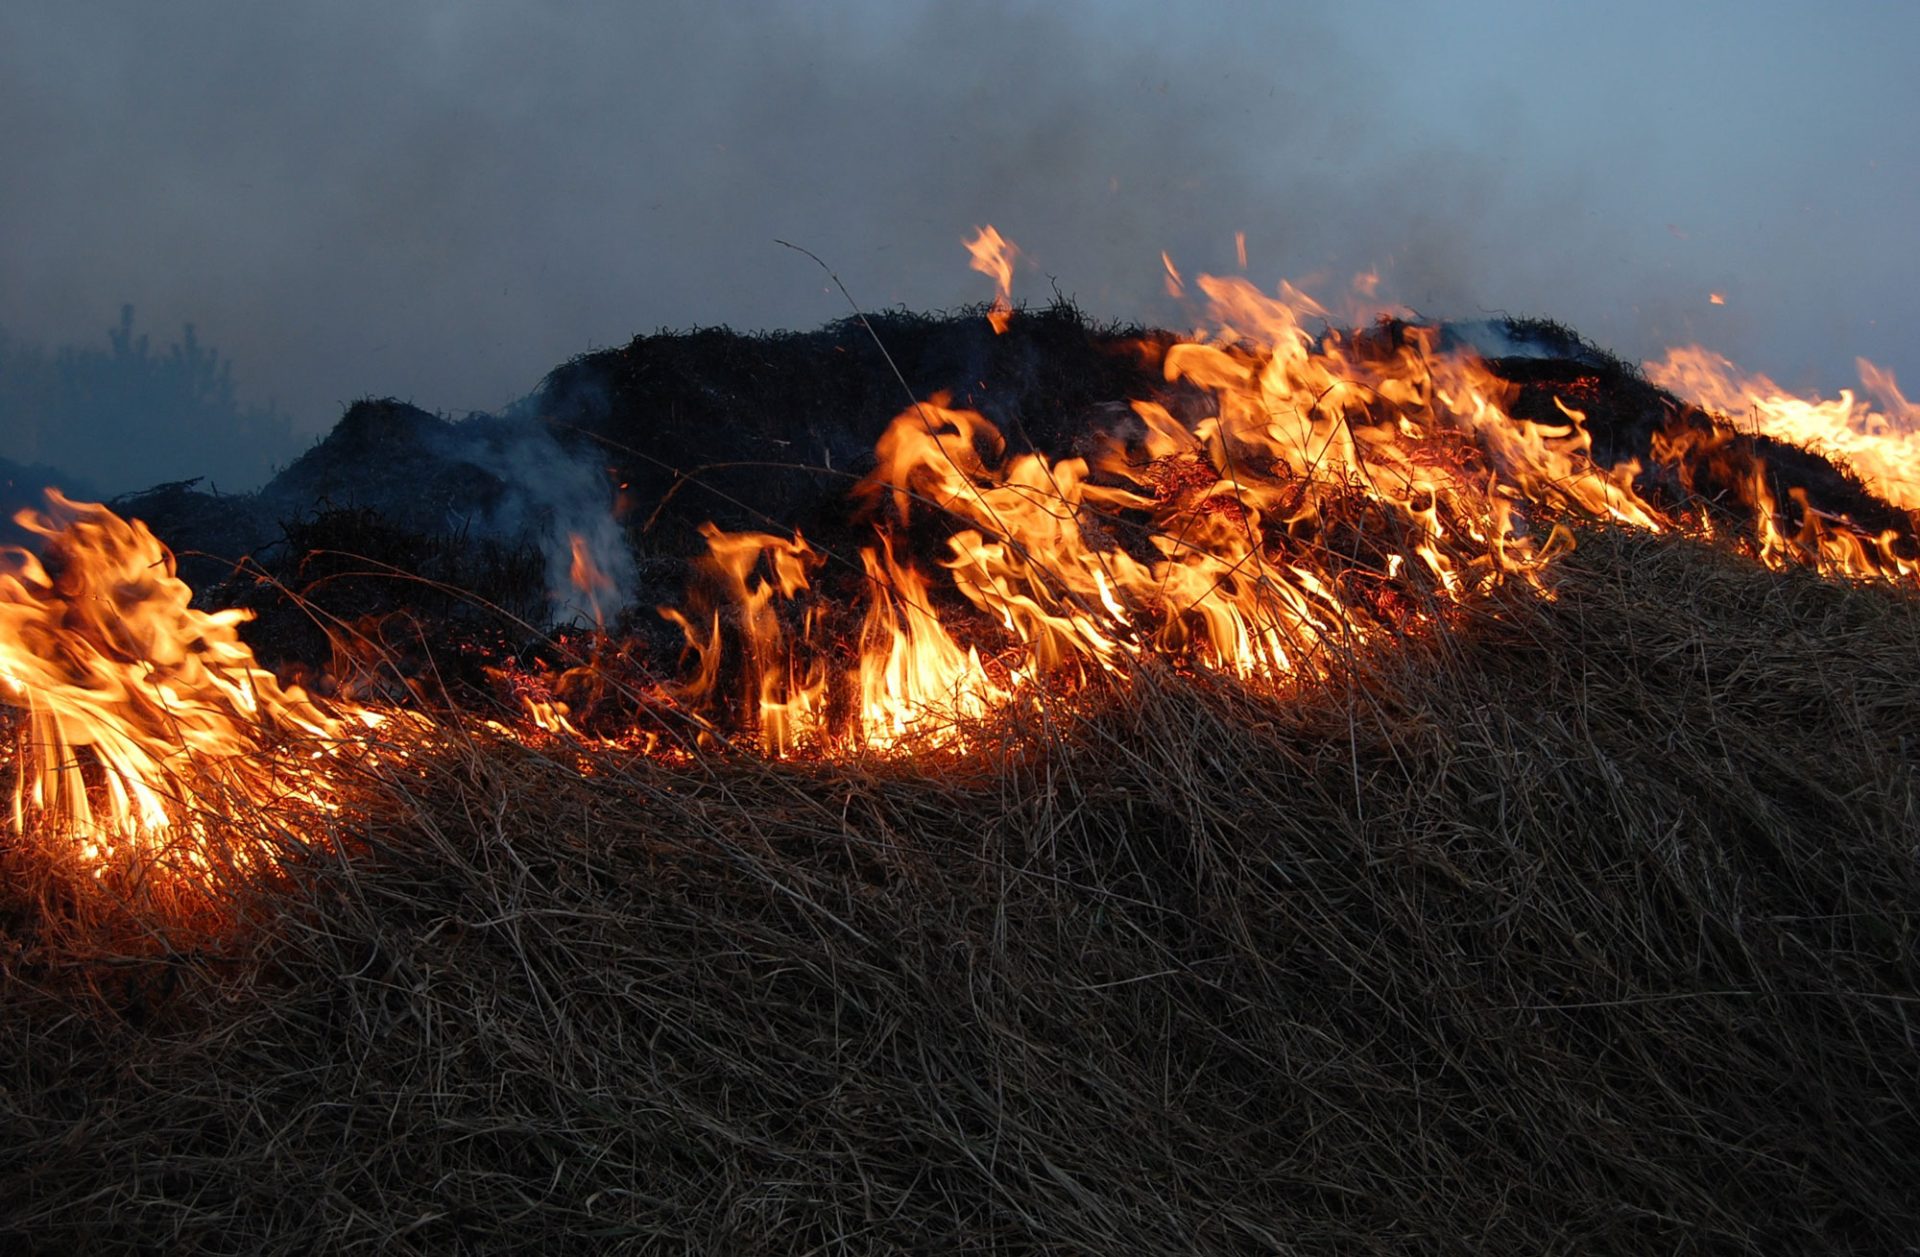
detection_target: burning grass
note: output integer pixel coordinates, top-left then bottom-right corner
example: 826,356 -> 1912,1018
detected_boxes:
4,529 -> 1918,1253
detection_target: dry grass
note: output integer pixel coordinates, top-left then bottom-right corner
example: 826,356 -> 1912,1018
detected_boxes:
3,529 -> 1919,1254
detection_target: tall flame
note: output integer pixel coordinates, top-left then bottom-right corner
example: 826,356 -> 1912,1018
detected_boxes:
662,267 -> 1686,753
567,531 -> 614,629
965,225 -> 1018,334
0,491 -> 383,879
1649,347 -> 1920,513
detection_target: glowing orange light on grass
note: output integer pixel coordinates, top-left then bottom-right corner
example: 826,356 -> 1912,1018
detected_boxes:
0,491 -> 391,882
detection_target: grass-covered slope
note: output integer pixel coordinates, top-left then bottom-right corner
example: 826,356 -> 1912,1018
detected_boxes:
4,529 -> 1917,1254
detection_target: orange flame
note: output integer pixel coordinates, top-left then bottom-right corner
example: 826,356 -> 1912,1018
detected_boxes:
1162,251 -> 1184,299
0,492 -> 389,883
663,274 -> 1689,752
965,225 -> 1017,334
568,532 -> 614,629
10,244 -> 1920,912
1648,347 -> 1920,513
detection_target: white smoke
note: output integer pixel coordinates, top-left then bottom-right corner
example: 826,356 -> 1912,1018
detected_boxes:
455,424 -> 635,627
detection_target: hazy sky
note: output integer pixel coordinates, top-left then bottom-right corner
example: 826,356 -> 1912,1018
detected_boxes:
4,1 -> 1916,486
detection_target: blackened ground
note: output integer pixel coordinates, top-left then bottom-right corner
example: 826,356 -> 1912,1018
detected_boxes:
83,305 -> 1920,699
533,300 -> 1170,554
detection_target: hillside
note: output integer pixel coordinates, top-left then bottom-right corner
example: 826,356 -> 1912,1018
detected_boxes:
3,305 -> 1919,1252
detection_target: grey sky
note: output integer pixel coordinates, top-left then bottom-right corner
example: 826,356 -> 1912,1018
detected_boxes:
3,1 -> 1916,489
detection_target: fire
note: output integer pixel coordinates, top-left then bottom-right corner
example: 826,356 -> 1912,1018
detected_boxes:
661,262 -> 1684,753
652,237 -> 1918,754
8,226 -> 1920,910
567,531 -> 614,628
965,225 -> 1017,334
1161,251 -> 1184,299
1648,347 -> 1920,513
852,533 -> 1012,750
0,491 -> 388,884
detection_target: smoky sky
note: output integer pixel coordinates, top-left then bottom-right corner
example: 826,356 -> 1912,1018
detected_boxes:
3,0 -> 1917,492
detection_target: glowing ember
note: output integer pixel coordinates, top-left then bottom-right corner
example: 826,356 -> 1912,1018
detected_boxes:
0,491 -> 387,881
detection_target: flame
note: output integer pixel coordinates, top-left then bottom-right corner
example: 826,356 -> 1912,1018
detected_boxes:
965,225 -> 1017,334
663,274 -> 1692,752
11,244 -> 1920,917
0,491 -> 387,882
1162,251 -> 1184,299
1648,347 -> 1920,513
854,533 -> 1011,750
568,532 -> 614,629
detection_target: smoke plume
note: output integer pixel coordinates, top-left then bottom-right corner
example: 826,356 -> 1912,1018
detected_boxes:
2,2 -> 1915,495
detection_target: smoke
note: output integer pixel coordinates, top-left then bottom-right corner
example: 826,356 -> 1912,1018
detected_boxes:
3,1 -> 1917,495
425,420 -> 636,626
